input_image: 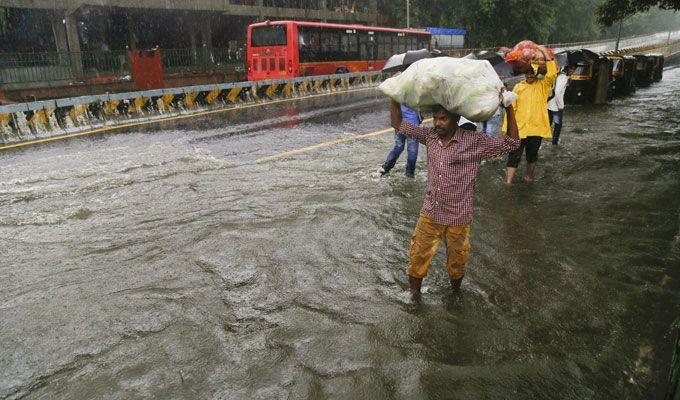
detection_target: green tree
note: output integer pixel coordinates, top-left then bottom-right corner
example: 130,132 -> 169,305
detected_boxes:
378,0 -> 678,48
597,0 -> 680,27
549,0 -> 603,43
603,7 -> 680,36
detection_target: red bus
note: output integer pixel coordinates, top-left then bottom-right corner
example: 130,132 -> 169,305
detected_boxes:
246,20 -> 431,81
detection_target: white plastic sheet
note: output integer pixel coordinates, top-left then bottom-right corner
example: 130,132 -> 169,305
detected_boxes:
379,57 -> 517,122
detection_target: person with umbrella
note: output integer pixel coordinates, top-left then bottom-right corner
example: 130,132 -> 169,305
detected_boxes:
379,49 -> 437,177
379,103 -> 422,177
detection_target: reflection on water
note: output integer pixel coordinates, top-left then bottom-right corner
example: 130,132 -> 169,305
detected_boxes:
0,70 -> 678,399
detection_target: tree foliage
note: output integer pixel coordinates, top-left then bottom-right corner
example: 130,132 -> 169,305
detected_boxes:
597,0 -> 680,26
378,0 -> 680,47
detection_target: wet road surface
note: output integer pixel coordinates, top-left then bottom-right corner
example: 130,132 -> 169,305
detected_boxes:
1,70 -> 679,399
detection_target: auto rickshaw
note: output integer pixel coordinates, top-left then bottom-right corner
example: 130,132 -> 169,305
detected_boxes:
562,49 -> 613,105
633,55 -> 654,87
607,54 -> 636,97
647,54 -> 664,82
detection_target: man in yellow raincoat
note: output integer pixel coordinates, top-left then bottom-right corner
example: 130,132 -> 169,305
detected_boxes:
502,50 -> 557,184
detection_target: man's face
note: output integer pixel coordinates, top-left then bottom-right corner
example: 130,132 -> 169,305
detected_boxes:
433,109 -> 458,138
525,68 -> 537,83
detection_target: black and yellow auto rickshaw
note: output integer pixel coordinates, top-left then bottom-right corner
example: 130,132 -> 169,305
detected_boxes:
607,54 -> 636,97
646,54 -> 664,82
633,55 -> 654,87
562,49 -> 613,105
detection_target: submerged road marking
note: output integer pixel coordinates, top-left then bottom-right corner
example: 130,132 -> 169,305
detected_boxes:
256,118 -> 434,164
0,86 -> 377,152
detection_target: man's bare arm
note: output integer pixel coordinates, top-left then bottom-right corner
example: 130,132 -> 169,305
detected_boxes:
390,100 -> 402,130
504,105 -> 519,140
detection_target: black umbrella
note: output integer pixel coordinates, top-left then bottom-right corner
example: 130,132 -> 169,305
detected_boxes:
382,53 -> 406,73
403,48 -> 433,65
476,51 -> 505,66
381,48 -> 434,72
492,61 -> 515,78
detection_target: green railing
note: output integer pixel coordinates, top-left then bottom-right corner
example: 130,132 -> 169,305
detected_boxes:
0,47 -> 243,86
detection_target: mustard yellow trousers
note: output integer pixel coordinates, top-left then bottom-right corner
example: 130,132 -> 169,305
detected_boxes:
407,213 -> 472,280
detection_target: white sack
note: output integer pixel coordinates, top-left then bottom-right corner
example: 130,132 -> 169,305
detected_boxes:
379,57 -> 517,122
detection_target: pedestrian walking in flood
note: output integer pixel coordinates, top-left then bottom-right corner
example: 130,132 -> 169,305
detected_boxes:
480,108 -> 503,137
503,48 -> 558,184
548,67 -> 569,145
388,98 -> 520,300
380,105 -> 421,177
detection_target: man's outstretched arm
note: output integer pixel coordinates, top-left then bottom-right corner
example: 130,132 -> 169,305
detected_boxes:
481,104 -> 520,160
389,100 -> 429,144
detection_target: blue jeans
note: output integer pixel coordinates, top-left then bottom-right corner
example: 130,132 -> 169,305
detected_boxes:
383,133 -> 419,176
549,110 -> 563,144
482,111 -> 503,137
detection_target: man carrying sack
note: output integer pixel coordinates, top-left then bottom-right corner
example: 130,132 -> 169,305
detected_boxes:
388,99 -> 520,300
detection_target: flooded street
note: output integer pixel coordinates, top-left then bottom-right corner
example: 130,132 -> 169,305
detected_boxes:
1,68 -> 679,399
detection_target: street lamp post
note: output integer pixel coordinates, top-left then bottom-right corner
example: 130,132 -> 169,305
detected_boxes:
406,0 -> 410,28
615,18 -> 622,52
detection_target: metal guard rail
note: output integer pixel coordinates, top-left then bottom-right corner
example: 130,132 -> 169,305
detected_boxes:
0,71 -> 384,147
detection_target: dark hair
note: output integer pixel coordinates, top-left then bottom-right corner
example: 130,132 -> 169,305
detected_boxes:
432,104 -> 460,120
432,104 -> 451,115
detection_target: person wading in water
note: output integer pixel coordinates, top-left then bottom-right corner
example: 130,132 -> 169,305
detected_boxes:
389,98 -> 520,300
503,49 -> 558,184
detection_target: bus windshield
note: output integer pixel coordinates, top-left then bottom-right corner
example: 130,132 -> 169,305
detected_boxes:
251,25 -> 287,47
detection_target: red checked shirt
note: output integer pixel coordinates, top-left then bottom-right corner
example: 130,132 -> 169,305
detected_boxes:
399,121 -> 520,226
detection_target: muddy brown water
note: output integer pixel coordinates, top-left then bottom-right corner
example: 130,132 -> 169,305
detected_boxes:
1,70 -> 679,399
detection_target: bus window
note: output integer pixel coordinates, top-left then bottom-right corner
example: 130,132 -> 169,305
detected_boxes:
299,27 -> 320,62
368,38 -> 376,60
253,59 -> 258,71
359,34 -> 368,60
398,36 -> 406,53
383,34 -> 391,58
251,25 -> 287,47
349,34 -> 358,54
269,58 -> 275,71
261,58 -> 267,71
376,34 -> 384,59
279,58 -> 285,71
320,30 -> 339,54
340,34 -> 349,55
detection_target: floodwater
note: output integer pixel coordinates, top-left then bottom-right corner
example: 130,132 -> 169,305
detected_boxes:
1,69 -> 679,399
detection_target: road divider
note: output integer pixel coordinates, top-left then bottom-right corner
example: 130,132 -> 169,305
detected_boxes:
0,72 -> 385,150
